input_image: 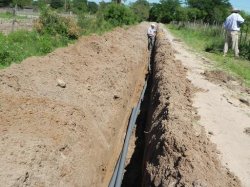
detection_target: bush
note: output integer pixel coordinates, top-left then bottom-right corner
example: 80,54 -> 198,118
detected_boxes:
34,7 -> 80,39
77,14 -> 113,35
102,3 -> 137,27
77,3 -> 137,35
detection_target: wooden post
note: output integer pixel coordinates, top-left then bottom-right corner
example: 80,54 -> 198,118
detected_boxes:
11,4 -> 17,32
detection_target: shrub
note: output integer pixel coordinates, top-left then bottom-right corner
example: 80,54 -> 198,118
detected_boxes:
77,14 -> 113,35
34,7 -> 80,39
102,3 -> 137,27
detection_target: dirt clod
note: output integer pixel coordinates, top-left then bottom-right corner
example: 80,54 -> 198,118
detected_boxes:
244,128 -> 250,136
203,70 -> 235,84
56,78 -> 66,88
208,131 -> 214,135
239,98 -> 250,106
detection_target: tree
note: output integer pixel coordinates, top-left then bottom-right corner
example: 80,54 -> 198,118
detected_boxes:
187,0 -> 232,23
50,0 -> 63,9
148,3 -> 161,22
103,3 -> 137,26
0,0 -> 11,7
72,0 -> 87,13
12,0 -> 32,7
149,0 -> 181,23
87,1 -> 98,14
175,6 -> 188,22
130,0 -> 150,22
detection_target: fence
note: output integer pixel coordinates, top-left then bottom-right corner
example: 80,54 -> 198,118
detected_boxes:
172,21 -> 250,59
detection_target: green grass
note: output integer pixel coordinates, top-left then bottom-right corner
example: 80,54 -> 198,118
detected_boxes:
0,30 -> 73,68
0,5 -> 137,69
167,24 -> 250,86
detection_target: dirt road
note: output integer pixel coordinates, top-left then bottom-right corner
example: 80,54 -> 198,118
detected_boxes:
163,25 -> 250,186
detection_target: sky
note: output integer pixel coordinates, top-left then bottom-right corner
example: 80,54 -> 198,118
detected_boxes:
230,0 -> 250,13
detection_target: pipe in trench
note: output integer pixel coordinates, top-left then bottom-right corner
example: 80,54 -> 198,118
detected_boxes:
108,45 -> 154,187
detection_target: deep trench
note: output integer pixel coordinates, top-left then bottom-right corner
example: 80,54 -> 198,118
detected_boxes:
121,46 -> 156,187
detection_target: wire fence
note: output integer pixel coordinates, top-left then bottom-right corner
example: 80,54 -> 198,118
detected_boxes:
0,7 -> 77,34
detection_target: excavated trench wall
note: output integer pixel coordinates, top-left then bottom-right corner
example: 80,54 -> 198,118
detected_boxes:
141,28 -> 241,187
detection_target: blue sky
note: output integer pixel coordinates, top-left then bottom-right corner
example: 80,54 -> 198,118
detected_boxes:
230,0 -> 250,13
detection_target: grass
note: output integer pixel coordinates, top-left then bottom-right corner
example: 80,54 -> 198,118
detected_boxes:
0,5 -> 137,69
167,24 -> 250,86
0,30 -> 72,68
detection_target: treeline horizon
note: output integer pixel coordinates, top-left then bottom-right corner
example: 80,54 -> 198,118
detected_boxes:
0,0 -> 250,25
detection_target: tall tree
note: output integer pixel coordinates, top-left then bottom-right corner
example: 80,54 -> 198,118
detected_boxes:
131,0 -> 150,21
87,1 -> 98,14
72,0 -> 87,13
12,0 -> 32,7
187,0 -> 232,23
0,0 -> 11,7
154,0 -> 181,23
50,0 -> 63,9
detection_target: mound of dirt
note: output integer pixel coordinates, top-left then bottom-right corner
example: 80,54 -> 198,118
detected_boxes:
203,70 -> 236,83
203,70 -> 250,94
0,23 -> 149,186
142,28 -> 241,187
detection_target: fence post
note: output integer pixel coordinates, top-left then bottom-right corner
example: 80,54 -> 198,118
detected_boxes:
11,4 -> 17,32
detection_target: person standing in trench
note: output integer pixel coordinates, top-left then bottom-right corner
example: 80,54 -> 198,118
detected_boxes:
223,8 -> 245,57
147,23 -> 157,50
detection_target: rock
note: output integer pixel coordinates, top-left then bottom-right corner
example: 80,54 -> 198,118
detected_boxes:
113,95 -> 120,99
57,79 -> 66,88
239,98 -> 250,106
244,127 -> 250,136
193,179 -> 208,187
208,131 -> 214,135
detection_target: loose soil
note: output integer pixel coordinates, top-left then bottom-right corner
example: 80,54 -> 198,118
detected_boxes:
0,23 -> 149,186
141,26 -> 241,187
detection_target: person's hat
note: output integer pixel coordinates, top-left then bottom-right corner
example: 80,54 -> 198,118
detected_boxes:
151,23 -> 156,27
231,8 -> 240,13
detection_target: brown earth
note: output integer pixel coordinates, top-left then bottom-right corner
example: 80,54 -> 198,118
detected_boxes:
0,23 -> 149,186
203,70 -> 250,94
141,28 -> 241,187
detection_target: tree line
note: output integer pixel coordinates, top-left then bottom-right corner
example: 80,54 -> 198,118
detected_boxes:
0,0 -> 249,25
150,0 -> 235,24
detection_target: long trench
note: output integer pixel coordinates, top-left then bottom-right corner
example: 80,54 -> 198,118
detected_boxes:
119,43 -> 156,187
